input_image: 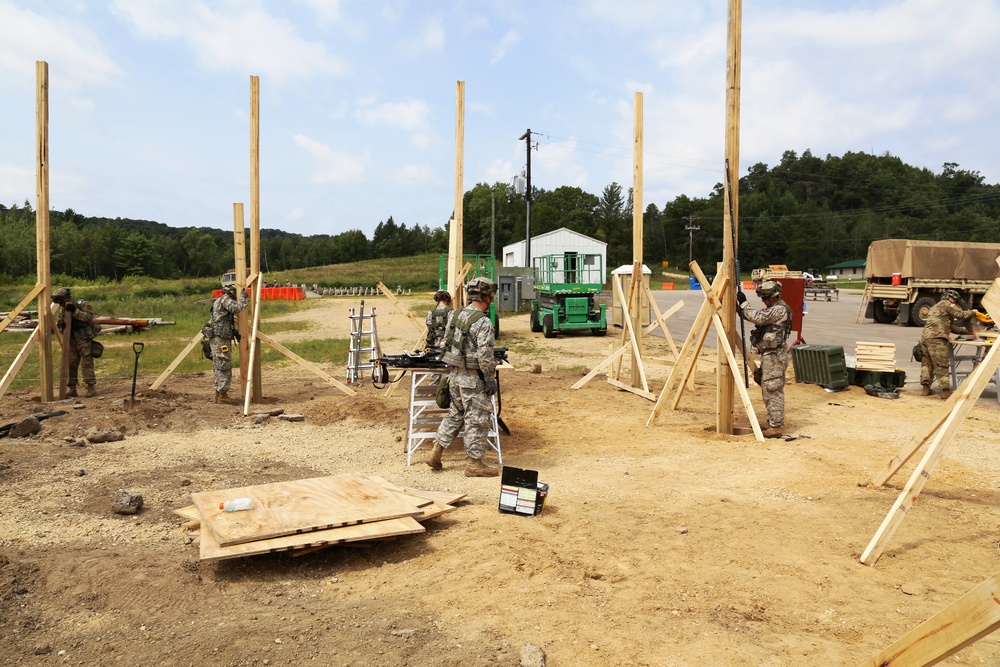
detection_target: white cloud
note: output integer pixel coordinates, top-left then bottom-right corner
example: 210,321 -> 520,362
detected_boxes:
112,0 -> 346,85
293,133 -> 369,184
394,164 -> 437,187
398,16 -> 445,55
490,29 -> 520,65
0,4 -> 122,91
292,0 -> 340,25
0,162 -> 33,204
355,98 -> 431,131
287,207 -> 305,221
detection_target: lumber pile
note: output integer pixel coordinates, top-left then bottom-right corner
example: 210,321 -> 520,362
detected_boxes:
855,341 -> 896,372
173,473 -> 465,561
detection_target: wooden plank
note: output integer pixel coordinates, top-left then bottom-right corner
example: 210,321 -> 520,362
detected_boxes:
861,336 -> 1000,565
173,505 -> 201,521
571,344 -> 629,390
149,331 -> 204,391
858,571 -> 1000,666
376,281 -> 426,335
256,331 -> 355,396
191,473 -> 424,547
199,514 -> 425,561
366,475 -> 468,506
0,283 -> 44,334
607,377 -> 656,401
0,328 -> 39,399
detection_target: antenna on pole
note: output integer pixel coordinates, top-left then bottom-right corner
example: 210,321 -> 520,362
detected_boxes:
518,129 -> 537,269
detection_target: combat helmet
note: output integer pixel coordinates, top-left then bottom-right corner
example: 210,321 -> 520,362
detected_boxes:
942,289 -> 960,301
52,287 -> 71,303
222,284 -> 238,297
433,289 -> 452,304
466,277 -> 496,302
756,280 -> 782,300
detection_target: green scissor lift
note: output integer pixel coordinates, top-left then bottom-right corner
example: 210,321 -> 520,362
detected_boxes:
529,253 -> 607,338
438,254 -> 500,338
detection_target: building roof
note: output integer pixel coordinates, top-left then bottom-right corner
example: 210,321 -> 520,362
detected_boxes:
825,259 -> 866,269
502,227 -> 607,252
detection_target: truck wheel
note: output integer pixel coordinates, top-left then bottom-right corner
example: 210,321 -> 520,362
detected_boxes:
529,310 -> 542,333
872,300 -> 897,324
591,327 -> 607,336
910,295 -> 936,327
542,314 -> 556,339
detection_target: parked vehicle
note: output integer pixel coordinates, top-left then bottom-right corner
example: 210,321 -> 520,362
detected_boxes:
862,239 -> 1000,326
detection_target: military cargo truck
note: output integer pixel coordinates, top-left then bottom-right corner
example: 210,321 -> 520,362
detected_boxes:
862,239 -> 1000,326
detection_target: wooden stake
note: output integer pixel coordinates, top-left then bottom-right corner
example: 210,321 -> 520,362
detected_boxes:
36,61 -> 54,402
233,203 -> 249,395
630,93 -> 644,387
249,75 -> 263,402
447,81 -> 465,301
858,571 -> 1000,666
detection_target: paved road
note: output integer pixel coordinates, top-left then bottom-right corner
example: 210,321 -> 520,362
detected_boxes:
640,288 -> 927,387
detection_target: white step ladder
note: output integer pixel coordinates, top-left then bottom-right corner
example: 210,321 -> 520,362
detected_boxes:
346,300 -> 382,384
405,369 -> 502,466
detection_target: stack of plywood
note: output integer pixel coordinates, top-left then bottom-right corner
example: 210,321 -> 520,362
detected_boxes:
855,341 -> 896,372
173,473 -> 465,561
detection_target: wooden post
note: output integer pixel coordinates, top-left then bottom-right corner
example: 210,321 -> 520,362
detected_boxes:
249,75 -> 263,402
233,203 -> 249,393
36,60 -> 54,402
718,0 -> 742,434
630,92 -> 644,387
447,81 -> 465,302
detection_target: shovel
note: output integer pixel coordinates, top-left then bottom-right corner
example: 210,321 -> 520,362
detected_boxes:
127,342 -> 144,410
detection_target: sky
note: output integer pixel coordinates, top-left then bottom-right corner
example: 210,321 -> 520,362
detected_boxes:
1,0 -> 999,240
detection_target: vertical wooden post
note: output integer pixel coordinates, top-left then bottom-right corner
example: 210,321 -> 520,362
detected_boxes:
249,75 -> 263,402
630,92 -> 644,386
718,0 -> 742,434
233,203 -> 249,393
447,81 -> 465,302
35,60 -> 54,402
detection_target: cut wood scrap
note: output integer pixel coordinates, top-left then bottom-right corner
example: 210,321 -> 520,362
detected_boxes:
857,570 -> 1000,667
191,473 -> 425,547
173,505 -> 201,521
198,514 -> 425,561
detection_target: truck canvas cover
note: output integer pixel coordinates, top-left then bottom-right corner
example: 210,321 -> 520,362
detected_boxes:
865,239 -> 1000,280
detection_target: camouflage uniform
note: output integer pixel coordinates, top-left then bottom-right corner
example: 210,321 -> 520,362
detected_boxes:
920,299 -> 975,391
433,305 -> 497,460
739,298 -> 793,429
56,299 -> 99,391
425,303 -> 453,349
210,290 -> 248,393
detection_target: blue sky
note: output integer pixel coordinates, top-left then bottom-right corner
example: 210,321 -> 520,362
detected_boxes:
1,0 -> 999,239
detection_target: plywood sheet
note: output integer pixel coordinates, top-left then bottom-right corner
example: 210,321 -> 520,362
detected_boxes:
191,473 -> 424,547
366,474 -> 468,506
198,515 -> 425,561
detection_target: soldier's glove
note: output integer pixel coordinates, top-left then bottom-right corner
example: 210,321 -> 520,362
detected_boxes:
483,379 -> 498,396
736,291 -> 747,306
233,331 -> 242,343
65,303 -> 77,313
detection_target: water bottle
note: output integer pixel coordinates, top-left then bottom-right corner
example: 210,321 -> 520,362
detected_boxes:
219,497 -> 254,512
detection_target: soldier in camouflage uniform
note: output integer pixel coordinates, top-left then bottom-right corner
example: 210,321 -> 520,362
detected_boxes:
425,290 -> 453,349
51,287 -> 100,398
919,289 -> 977,399
737,281 -> 793,438
425,277 -> 499,477
209,284 -> 248,404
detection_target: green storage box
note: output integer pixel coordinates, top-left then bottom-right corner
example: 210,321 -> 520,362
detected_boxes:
791,344 -> 849,390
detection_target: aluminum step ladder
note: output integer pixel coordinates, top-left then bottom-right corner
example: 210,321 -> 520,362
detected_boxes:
405,369 -> 502,466
346,300 -> 382,384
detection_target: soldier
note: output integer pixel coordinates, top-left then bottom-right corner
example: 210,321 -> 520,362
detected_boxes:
425,277 -> 499,477
51,287 -> 101,398
209,284 -> 248,404
737,280 -> 793,438
919,289 -> 977,399
425,289 -> 454,350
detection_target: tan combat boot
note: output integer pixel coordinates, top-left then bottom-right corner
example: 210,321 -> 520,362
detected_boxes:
66,386 -> 78,398
424,443 -> 444,471
85,385 -> 97,398
215,391 -> 236,404
941,389 -> 953,400
762,426 -> 784,439
920,385 -> 932,396
464,457 -> 499,477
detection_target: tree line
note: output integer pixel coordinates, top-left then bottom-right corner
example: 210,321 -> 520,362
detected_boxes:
2,149 -> 998,284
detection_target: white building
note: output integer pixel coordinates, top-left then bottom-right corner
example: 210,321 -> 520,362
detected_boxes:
502,228 -> 608,278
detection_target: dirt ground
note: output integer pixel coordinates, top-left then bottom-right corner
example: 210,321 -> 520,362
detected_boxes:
3,295 -> 1000,667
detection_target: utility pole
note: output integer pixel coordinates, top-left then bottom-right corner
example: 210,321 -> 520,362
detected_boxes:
685,216 -> 700,278
518,129 -> 536,269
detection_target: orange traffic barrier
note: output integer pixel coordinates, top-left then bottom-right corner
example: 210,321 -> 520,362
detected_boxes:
662,282 -> 675,290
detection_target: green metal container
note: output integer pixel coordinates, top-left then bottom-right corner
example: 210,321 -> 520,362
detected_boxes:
790,345 -> 849,390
